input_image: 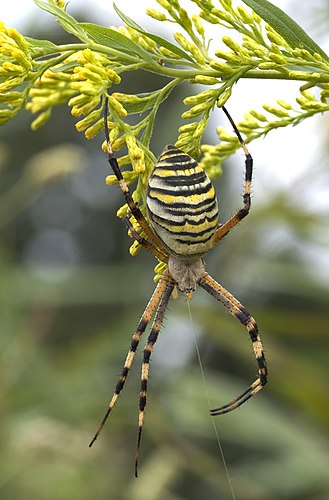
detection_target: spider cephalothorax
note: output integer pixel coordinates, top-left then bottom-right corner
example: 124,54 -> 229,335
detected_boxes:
89,100 -> 268,477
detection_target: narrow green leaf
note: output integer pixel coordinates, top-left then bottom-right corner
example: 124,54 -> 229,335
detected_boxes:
113,2 -> 195,63
242,0 -> 328,61
113,2 -> 148,33
78,23 -> 154,62
121,91 -> 167,114
122,94 -> 158,114
52,61 -> 77,73
25,37 -> 58,53
33,0 -> 87,40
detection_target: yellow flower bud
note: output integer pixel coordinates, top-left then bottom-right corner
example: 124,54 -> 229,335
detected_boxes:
199,11 -> 220,24
0,108 -> 16,124
183,89 -> 214,105
211,9 -> 231,23
146,9 -> 167,21
249,110 -> 267,122
277,99 -> 292,110
7,28 -> 29,52
216,88 -> 232,107
265,28 -> 287,48
84,63 -> 107,78
214,50 -> 238,62
182,101 -> 209,119
156,0 -> 172,11
209,60 -> 233,74
1,62 -> 24,73
71,82 -> 98,95
158,46 -> 182,59
192,14 -> 204,37
75,109 -> 101,132
138,36 -> 157,52
68,94 -> 89,108
268,52 -> 286,64
81,49 -> 96,63
193,119 -> 206,139
85,119 -> 104,139
107,95 -> 127,118
173,32 -> 190,52
236,6 -> 253,24
31,109 -> 52,130
193,75 -> 219,85
219,0 -> 232,9
111,135 -> 127,151
106,175 -> 118,186
107,69 -> 121,84
222,36 -> 242,54
11,48 -> 32,70
258,62 -> 279,70
178,122 -> 198,133
216,127 -> 237,142
111,92 -> 140,104
116,204 -> 129,218
262,104 -> 290,118
129,240 -> 142,256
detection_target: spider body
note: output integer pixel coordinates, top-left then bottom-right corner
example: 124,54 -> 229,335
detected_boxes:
147,144 -> 219,294
89,102 -> 268,477
147,144 -> 219,259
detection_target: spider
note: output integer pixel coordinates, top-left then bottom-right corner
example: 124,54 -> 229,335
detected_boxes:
89,99 -> 268,476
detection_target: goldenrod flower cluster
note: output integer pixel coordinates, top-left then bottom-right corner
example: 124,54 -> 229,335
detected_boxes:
0,23 -> 31,123
27,48 -> 122,135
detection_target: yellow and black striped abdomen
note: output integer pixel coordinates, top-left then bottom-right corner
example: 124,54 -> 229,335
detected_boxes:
146,145 -> 219,258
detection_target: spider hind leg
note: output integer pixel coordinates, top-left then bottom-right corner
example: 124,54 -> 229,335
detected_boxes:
198,272 -> 268,415
89,272 -> 170,448
135,278 -> 175,477
210,378 -> 265,416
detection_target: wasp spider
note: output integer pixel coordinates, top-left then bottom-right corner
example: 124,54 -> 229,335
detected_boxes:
89,100 -> 268,476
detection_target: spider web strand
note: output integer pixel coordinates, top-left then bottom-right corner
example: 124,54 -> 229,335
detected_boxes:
186,300 -> 236,500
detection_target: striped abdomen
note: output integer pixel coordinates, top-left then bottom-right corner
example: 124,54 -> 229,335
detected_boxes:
146,145 -> 219,258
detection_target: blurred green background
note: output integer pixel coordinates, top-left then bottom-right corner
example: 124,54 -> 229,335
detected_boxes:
1,2 -> 329,499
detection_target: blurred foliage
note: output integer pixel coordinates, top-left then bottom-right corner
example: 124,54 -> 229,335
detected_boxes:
1,3 -> 329,500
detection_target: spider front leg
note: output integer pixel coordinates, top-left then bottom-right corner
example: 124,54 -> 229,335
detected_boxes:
198,273 -> 268,415
103,97 -> 167,256
89,271 -> 171,448
213,106 -> 253,245
123,215 -> 168,263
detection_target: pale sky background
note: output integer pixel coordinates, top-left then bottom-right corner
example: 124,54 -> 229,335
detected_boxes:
1,0 -> 329,275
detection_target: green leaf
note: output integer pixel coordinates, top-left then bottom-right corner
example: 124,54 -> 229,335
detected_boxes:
25,37 -> 59,54
78,23 -> 154,62
52,61 -> 77,73
242,0 -> 329,61
33,0 -> 88,40
120,91 -> 168,114
123,93 -> 159,114
113,2 -> 195,64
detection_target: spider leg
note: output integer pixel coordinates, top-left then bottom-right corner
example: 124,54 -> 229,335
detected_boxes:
198,272 -> 268,415
103,97 -> 167,254
213,106 -> 253,245
89,271 -> 171,448
123,215 -> 168,262
135,278 -> 175,477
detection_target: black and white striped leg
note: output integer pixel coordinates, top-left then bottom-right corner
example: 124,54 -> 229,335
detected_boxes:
103,97 -> 166,253
123,216 -> 168,262
198,272 -> 268,415
135,279 -> 175,477
89,272 -> 170,448
214,106 -> 253,244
